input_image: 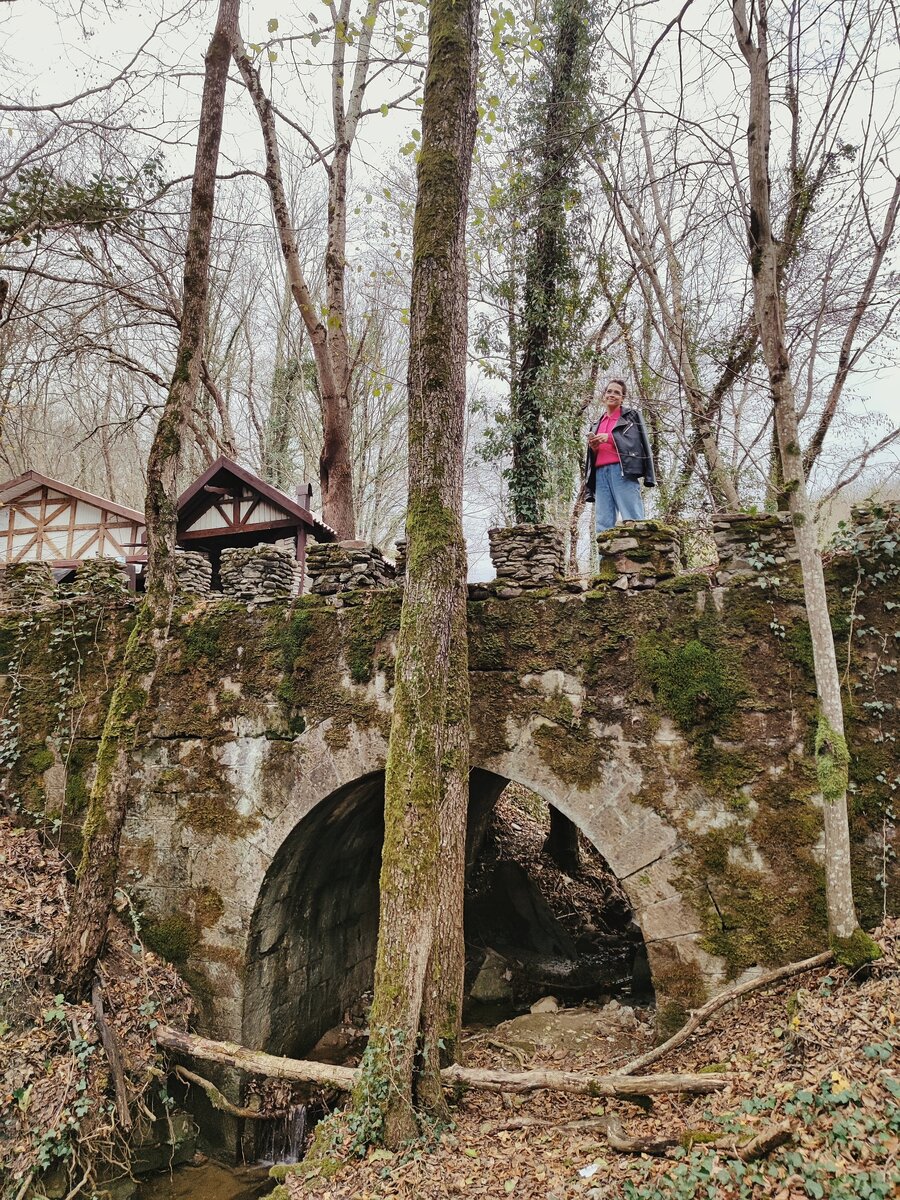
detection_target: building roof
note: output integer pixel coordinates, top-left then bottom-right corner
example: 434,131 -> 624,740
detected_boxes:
177,457 -> 336,543
0,470 -> 146,525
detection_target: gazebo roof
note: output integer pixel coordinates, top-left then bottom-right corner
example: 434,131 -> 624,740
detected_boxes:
0,470 -> 145,525
177,457 -> 336,544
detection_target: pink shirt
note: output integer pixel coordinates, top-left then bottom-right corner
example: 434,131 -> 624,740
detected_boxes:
594,408 -> 622,467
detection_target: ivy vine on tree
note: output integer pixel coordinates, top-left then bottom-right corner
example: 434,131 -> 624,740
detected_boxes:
504,0 -> 603,524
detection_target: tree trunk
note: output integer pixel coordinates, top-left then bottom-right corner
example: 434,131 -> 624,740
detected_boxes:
509,0 -> 592,526
352,0 -> 478,1149
52,0 -> 239,997
231,34 -> 356,539
732,0 -> 872,951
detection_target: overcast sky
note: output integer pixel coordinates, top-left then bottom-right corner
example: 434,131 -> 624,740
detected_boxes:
3,1 -> 898,573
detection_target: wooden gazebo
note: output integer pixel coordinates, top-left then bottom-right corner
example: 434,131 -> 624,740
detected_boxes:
176,457 -> 336,589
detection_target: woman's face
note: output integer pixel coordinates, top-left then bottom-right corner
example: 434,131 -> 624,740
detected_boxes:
604,382 -> 625,410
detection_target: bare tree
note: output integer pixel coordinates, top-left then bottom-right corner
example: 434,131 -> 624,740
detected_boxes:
731,0 -> 878,955
229,2 -> 421,538
52,0 -> 241,996
588,0 -> 899,520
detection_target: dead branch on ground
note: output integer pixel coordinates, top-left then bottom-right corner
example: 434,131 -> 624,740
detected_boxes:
617,950 -> 833,1076
155,1026 -> 728,1099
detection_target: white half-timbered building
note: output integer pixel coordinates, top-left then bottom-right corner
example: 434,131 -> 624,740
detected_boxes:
0,471 -> 146,569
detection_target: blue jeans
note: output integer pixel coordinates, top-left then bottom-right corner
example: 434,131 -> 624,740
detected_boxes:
594,465 -> 645,534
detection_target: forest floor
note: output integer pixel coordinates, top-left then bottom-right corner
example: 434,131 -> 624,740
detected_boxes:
0,817 -> 193,1200
1,811 -> 898,1200
283,919 -> 900,1200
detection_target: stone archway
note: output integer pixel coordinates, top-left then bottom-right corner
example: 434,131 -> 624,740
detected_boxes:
472,708 -> 728,1021
241,768 -> 507,1058
239,743 -> 706,1058
242,770 -> 386,1059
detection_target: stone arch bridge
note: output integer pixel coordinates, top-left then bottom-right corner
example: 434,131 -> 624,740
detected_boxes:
0,514 -> 897,1062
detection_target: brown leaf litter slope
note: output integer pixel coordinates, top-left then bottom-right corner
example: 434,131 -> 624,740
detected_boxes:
285,922 -> 899,1200
0,818 -> 192,1198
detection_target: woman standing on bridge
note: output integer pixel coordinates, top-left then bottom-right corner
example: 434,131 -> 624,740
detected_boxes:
584,378 -> 656,534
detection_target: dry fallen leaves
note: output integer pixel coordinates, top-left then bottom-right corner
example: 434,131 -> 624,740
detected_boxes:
284,921 -> 899,1200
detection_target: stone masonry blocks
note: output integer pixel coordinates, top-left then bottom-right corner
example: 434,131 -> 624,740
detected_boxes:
305,540 -> 396,595
220,544 -> 298,602
488,524 -> 564,595
712,512 -> 799,585
174,549 -> 213,597
595,520 -> 681,592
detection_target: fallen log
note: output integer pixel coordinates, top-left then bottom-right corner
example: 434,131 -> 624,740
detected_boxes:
156,1027 -> 357,1090
485,1116 -> 794,1161
617,949 -> 833,1076
155,1026 -> 728,1098
440,1063 -> 727,1096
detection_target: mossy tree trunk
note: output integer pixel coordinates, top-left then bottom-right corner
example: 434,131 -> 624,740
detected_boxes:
509,0 -> 595,526
52,0 -> 239,998
351,0 -> 477,1149
732,0 -> 871,952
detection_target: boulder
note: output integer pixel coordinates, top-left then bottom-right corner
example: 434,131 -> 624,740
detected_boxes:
470,949 -> 514,1004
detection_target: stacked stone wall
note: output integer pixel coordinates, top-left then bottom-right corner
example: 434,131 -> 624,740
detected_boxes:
713,512 -> 798,585
595,521 -> 681,591
220,545 -> 297,602
0,562 -> 57,610
487,524 -> 564,596
174,550 -> 212,598
69,558 -> 130,596
393,539 -> 407,580
306,541 -> 395,595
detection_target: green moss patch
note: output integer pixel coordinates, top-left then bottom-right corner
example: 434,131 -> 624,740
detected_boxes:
532,719 -> 612,790
698,859 -> 826,976
143,913 -> 198,964
179,602 -> 248,667
638,636 -> 746,733
831,927 -> 883,969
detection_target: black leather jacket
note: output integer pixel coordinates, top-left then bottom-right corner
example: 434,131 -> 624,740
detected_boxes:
584,406 -> 656,500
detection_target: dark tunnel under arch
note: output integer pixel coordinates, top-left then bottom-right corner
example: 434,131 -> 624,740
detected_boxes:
242,767 -> 646,1059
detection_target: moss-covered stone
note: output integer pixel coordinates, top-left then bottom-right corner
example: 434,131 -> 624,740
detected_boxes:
192,885 -> 225,929
175,745 -> 258,838
697,858 -> 826,976
638,636 -> 746,733
24,744 -> 54,774
1,557 -> 897,1038
831,927 -> 883,969
180,602 -> 249,667
143,913 -> 198,964
532,720 -> 613,790
0,618 -> 19,671
64,740 -> 96,816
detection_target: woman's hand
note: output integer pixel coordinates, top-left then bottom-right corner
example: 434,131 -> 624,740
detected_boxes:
588,432 -> 608,448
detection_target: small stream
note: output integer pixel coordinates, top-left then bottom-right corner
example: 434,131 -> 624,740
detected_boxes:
135,1162 -> 271,1200
134,1103 -> 312,1200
